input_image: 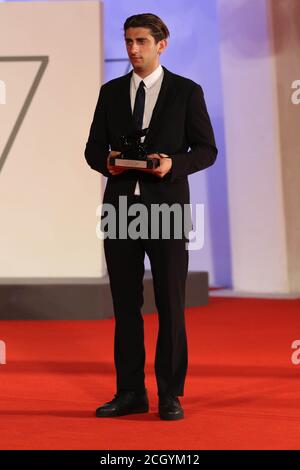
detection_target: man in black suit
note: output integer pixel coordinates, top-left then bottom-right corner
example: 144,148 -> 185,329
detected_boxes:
85,13 -> 217,420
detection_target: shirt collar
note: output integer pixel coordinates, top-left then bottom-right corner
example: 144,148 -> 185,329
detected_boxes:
132,65 -> 163,90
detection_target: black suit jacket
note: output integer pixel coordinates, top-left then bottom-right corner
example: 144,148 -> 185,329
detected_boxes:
85,66 -> 217,208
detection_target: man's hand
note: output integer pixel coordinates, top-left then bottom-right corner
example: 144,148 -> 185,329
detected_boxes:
140,153 -> 172,178
107,151 -> 128,176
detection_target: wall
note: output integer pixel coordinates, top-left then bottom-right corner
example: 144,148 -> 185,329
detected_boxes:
0,1 -> 105,277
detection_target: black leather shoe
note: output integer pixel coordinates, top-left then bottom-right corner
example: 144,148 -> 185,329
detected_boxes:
96,390 -> 149,418
158,395 -> 184,420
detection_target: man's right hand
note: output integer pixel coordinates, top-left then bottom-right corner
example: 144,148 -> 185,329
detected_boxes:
107,151 -> 128,176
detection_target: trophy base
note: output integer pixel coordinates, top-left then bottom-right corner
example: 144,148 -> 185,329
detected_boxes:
109,157 -> 160,169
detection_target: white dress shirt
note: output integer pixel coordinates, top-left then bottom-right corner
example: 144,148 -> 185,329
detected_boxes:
130,64 -> 164,195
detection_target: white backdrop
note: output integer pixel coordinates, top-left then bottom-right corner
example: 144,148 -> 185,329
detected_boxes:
0,1 -> 105,277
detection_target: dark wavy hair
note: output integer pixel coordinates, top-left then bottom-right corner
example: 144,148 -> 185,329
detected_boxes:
124,13 -> 170,43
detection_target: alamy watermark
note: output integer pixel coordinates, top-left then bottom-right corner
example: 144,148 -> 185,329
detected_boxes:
291,340 -> 300,365
291,80 -> 300,105
0,80 -> 6,104
96,196 -> 205,251
0,340 -> 6,364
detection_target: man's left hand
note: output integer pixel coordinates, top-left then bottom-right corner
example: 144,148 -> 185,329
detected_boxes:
142,153 -> 172,178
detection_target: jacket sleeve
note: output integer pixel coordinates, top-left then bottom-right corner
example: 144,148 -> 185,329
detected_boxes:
169,84 -> 218,182
84,85 -> 111,177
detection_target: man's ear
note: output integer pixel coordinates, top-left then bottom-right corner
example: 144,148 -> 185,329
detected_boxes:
158,39 -> 168,55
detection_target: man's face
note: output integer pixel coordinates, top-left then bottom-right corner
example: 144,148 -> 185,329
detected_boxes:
125,27 -> 167,75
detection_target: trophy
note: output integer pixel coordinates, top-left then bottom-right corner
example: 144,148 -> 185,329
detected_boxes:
108,128 -> 160,169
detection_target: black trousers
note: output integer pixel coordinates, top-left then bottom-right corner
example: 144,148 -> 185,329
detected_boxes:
103,195 -> 189,397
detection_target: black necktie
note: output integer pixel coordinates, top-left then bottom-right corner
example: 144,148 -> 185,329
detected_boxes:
133,81 -> 145,130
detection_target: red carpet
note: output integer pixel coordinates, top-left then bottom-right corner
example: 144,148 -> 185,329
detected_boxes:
0,296 -> 299,450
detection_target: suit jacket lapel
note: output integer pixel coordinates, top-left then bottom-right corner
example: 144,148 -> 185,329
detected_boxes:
144,67 -> 176,147
118,70 -> 136,134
